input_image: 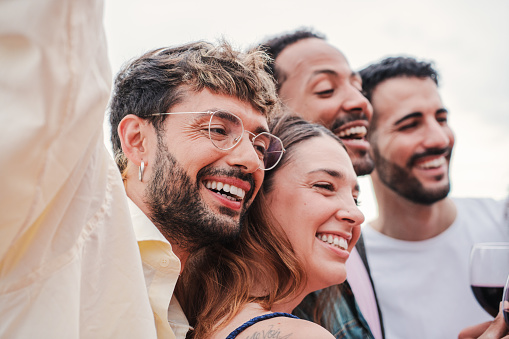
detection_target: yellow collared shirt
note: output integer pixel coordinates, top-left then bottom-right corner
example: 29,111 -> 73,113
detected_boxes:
129,200 -> 191,339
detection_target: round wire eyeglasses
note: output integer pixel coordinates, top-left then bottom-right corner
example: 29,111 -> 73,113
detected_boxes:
149,110 -> 285,170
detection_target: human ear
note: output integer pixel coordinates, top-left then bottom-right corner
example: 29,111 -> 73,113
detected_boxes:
117,114 -> 149,166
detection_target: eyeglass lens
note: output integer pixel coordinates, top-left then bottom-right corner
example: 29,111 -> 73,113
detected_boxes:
208,111 -> 244,150
252,133 -> 284,170
209,111 -> 283,170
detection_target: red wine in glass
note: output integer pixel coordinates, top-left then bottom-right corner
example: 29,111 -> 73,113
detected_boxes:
470,285 -> 504,317
469,243 -> 509,318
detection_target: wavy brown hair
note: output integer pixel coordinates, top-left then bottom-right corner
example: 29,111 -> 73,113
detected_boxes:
175,114 -> 346,338
108,40 -> 280,177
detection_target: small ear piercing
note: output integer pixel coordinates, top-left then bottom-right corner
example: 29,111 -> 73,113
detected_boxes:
139,161 -> 145,182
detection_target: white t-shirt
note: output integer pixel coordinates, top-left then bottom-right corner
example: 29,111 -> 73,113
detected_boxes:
364,197 -> 509,339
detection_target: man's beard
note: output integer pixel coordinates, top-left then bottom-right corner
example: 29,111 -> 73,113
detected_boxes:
145,142 -> 255,252
331,113 -> 374,176
350,150 -> 375,177
372,145 -> 451,205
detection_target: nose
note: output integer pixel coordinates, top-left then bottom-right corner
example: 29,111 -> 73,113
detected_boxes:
335,201 -> 365,227
422,119 -> 451,150
341,85 -> 373,121
225,132 -> 261,173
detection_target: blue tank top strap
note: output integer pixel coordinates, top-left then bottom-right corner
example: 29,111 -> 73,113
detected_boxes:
225,312 -> 299,339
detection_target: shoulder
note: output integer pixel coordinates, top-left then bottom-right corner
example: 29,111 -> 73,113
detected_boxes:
452,196 -> 505,210
453,197 -> 507,223
233,316 -> 335,339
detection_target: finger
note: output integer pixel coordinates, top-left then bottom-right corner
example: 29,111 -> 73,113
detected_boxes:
458,321 -> 492,339
485,309 -> 509,339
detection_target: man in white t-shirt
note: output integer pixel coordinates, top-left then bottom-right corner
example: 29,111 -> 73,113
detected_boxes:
359,56 -> 509,339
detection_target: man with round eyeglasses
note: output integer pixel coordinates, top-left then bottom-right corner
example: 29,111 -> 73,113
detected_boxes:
1,1 -> 280,336
110,45 -> 281,338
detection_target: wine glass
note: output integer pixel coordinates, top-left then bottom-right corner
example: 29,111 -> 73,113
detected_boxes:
470,242 -> 509,317
503,274 -> 509,326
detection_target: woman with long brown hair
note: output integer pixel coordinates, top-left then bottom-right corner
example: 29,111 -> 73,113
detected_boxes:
176,114 -> 364,338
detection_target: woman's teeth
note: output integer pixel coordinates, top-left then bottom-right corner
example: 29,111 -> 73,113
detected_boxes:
317,234 -> 348,250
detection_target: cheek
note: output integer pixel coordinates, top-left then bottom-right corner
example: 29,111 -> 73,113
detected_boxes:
270,193 -> 309,233
298,106 -> 336,127
365,101 -> 374,121
447,129 -> 455,147
281,218 -> 315,261
351,224 -> 362,249
283,208 -> 325,246
170,140 -> 216,166
251,170 -> 265,195
269,193 -> 296,227
383,136 -> 411,159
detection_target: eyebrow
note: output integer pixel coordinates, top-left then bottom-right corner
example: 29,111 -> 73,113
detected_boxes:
311,69 -> 338,78
209,107 -> 269,134
253,125 -> 269,134
310,69 -> 359,80
309,168 -> 344,178
309,168 -> 360,187
394,112 -> 422,126
309,168 -> 360,191
394,108 -> 448,126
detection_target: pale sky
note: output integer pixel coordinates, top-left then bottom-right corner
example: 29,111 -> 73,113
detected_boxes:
103,0 -> 509,222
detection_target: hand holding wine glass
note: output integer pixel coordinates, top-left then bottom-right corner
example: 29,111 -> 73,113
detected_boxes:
458,310 -> 509,339
470,243 -> 509,318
